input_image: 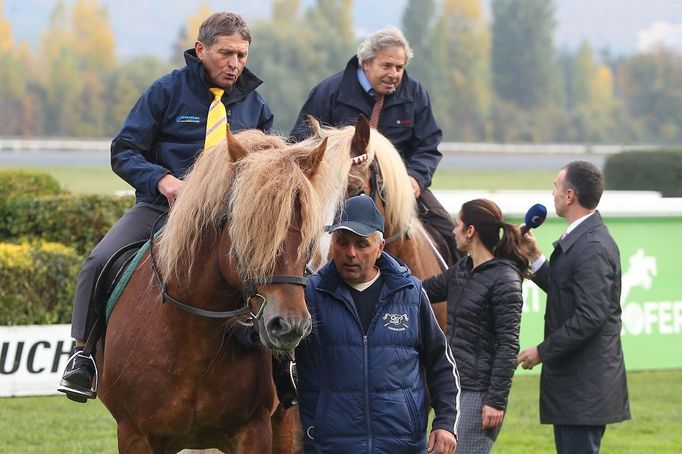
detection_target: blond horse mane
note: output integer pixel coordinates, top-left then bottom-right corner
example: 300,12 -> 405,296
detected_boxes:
313,124 -> 418,233
157,130 -> 347,286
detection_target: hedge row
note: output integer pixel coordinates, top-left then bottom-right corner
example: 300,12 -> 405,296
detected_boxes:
604,149 -> 682,197
0,169 -> 63,200
0,170 -> 136,325
0,193 -> 134,254
0,242 -> 81,325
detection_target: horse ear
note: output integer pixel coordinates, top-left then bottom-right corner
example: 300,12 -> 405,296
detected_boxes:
351,114 -> 370,157
298,137 -> 327,178
226,124 -> 248,162
307,115 -> 321,137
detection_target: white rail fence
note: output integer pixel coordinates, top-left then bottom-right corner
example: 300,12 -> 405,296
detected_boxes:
0,137 -> 664,155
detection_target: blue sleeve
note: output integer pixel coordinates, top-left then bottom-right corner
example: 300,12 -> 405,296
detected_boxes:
289,83 -> 332,141
405,86 -> 442,190
111,77 -> 172,195
419,285 -> 460,436
258,96 -> 274,133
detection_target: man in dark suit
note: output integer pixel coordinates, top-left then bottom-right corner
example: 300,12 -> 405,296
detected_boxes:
517,161 -> 630,453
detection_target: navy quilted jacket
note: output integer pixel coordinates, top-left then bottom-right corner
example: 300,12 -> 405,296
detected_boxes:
111,49 -> 273,205
296,253 -> 459,454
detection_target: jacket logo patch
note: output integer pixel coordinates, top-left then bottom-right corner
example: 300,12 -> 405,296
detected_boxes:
383,313 -> 409,331
176,115 -> 201,123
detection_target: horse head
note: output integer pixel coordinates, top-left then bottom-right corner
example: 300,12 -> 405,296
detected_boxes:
221,135 -> 334,350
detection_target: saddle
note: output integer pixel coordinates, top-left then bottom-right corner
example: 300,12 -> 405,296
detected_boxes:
82,240 -> 148,356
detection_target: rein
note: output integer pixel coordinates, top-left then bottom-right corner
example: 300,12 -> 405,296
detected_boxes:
148,214 -> 307,320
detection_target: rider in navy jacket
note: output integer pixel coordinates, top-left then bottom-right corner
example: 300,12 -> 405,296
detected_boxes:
59,13 -> 274,404
297,252 -> 460,453
290,55 -> 441,191
111,48 -> 273,205
289,28 -> 458,264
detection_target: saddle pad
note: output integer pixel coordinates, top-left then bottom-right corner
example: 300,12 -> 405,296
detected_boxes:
105,240 -> 152,324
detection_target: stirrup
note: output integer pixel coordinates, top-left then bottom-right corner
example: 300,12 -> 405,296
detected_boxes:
57,351 -> 98,403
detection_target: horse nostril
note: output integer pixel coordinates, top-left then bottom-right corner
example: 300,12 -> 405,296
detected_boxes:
267,316 -> 291,337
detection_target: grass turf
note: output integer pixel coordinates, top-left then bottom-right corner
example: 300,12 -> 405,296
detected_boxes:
1,369 -> 679,453
1,165 -> 557,194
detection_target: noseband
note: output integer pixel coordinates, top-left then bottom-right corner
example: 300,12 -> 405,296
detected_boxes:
148,216 -> 307,321
349,153 -> 407,246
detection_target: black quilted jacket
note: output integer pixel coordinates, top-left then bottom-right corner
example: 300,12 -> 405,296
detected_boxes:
423,256 -> 523,410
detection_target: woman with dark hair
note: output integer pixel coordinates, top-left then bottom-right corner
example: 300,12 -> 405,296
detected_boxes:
422,198 -> 528,453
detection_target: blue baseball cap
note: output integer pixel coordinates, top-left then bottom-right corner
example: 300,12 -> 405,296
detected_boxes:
329,195 -> 384,236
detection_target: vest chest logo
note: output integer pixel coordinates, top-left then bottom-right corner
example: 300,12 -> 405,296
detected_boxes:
176,115 -> 201,123
383,313 -> 409,331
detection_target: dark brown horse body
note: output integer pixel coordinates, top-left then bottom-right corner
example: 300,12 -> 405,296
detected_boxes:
99,132 -> 339,453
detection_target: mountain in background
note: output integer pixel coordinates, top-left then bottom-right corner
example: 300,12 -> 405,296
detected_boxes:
5,0 -> 682,60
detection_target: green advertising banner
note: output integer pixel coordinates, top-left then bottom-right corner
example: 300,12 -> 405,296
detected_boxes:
514,216 -> 682,374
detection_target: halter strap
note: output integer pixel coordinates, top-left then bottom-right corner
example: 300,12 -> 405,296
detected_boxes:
148,215 -> 308,320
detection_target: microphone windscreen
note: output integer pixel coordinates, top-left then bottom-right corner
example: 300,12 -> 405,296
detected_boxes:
524,203 -> 547,230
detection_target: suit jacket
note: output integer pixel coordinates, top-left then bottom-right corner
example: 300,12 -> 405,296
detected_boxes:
533,211 -> 630,425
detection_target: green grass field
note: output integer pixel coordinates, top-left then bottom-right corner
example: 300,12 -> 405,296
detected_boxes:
2,165 -> 557,194
3,165 -> 677,452
1,369 -> 680,453
24,166 -> 133,195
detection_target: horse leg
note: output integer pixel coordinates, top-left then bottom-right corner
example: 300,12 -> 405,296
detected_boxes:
290,408 -> 305,454
117,420 -> 156,454
271,404 -> 294,454
233,410 -> 272,454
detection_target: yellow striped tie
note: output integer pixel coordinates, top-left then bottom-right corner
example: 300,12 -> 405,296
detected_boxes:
204,88 -> 227,151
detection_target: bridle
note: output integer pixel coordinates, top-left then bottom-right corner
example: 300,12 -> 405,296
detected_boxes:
349,153 -> 404,245
349,153 -> 386,205
148,215 -> 307,321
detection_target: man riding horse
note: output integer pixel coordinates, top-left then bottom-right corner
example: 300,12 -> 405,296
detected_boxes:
290,26 -> 457,264
58,12 -> 280,403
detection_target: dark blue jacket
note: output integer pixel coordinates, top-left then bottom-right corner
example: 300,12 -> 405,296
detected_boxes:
290,56 -> 443,190
111,49 -> 273,205
297,253 -> 460,453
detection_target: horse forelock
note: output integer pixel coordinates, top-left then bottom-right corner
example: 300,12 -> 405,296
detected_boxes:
157,131 -> 303,284
228,141 -> 346,282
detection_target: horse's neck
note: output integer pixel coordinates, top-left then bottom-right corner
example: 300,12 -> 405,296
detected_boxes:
384,220 -> 443,281
167,238 -> 241,311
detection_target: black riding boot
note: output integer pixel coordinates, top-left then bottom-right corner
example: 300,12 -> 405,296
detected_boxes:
57,347 -> 97,403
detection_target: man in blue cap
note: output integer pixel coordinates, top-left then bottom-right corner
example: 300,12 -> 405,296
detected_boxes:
295,195 -> 460,453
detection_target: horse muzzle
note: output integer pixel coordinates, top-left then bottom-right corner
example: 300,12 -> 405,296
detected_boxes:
258,313 -> 312,350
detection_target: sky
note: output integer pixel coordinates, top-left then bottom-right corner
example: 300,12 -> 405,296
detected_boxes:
5,0 -> 682,61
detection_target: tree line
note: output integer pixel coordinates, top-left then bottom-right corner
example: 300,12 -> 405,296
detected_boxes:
1,0 -> 681,144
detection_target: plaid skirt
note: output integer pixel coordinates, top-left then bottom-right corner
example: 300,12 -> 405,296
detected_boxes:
456,391 -> 504,454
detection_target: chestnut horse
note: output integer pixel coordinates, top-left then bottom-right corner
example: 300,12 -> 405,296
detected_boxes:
99,130 -> 346,453
284,117 -> 450,454
309,115 -> 450,329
